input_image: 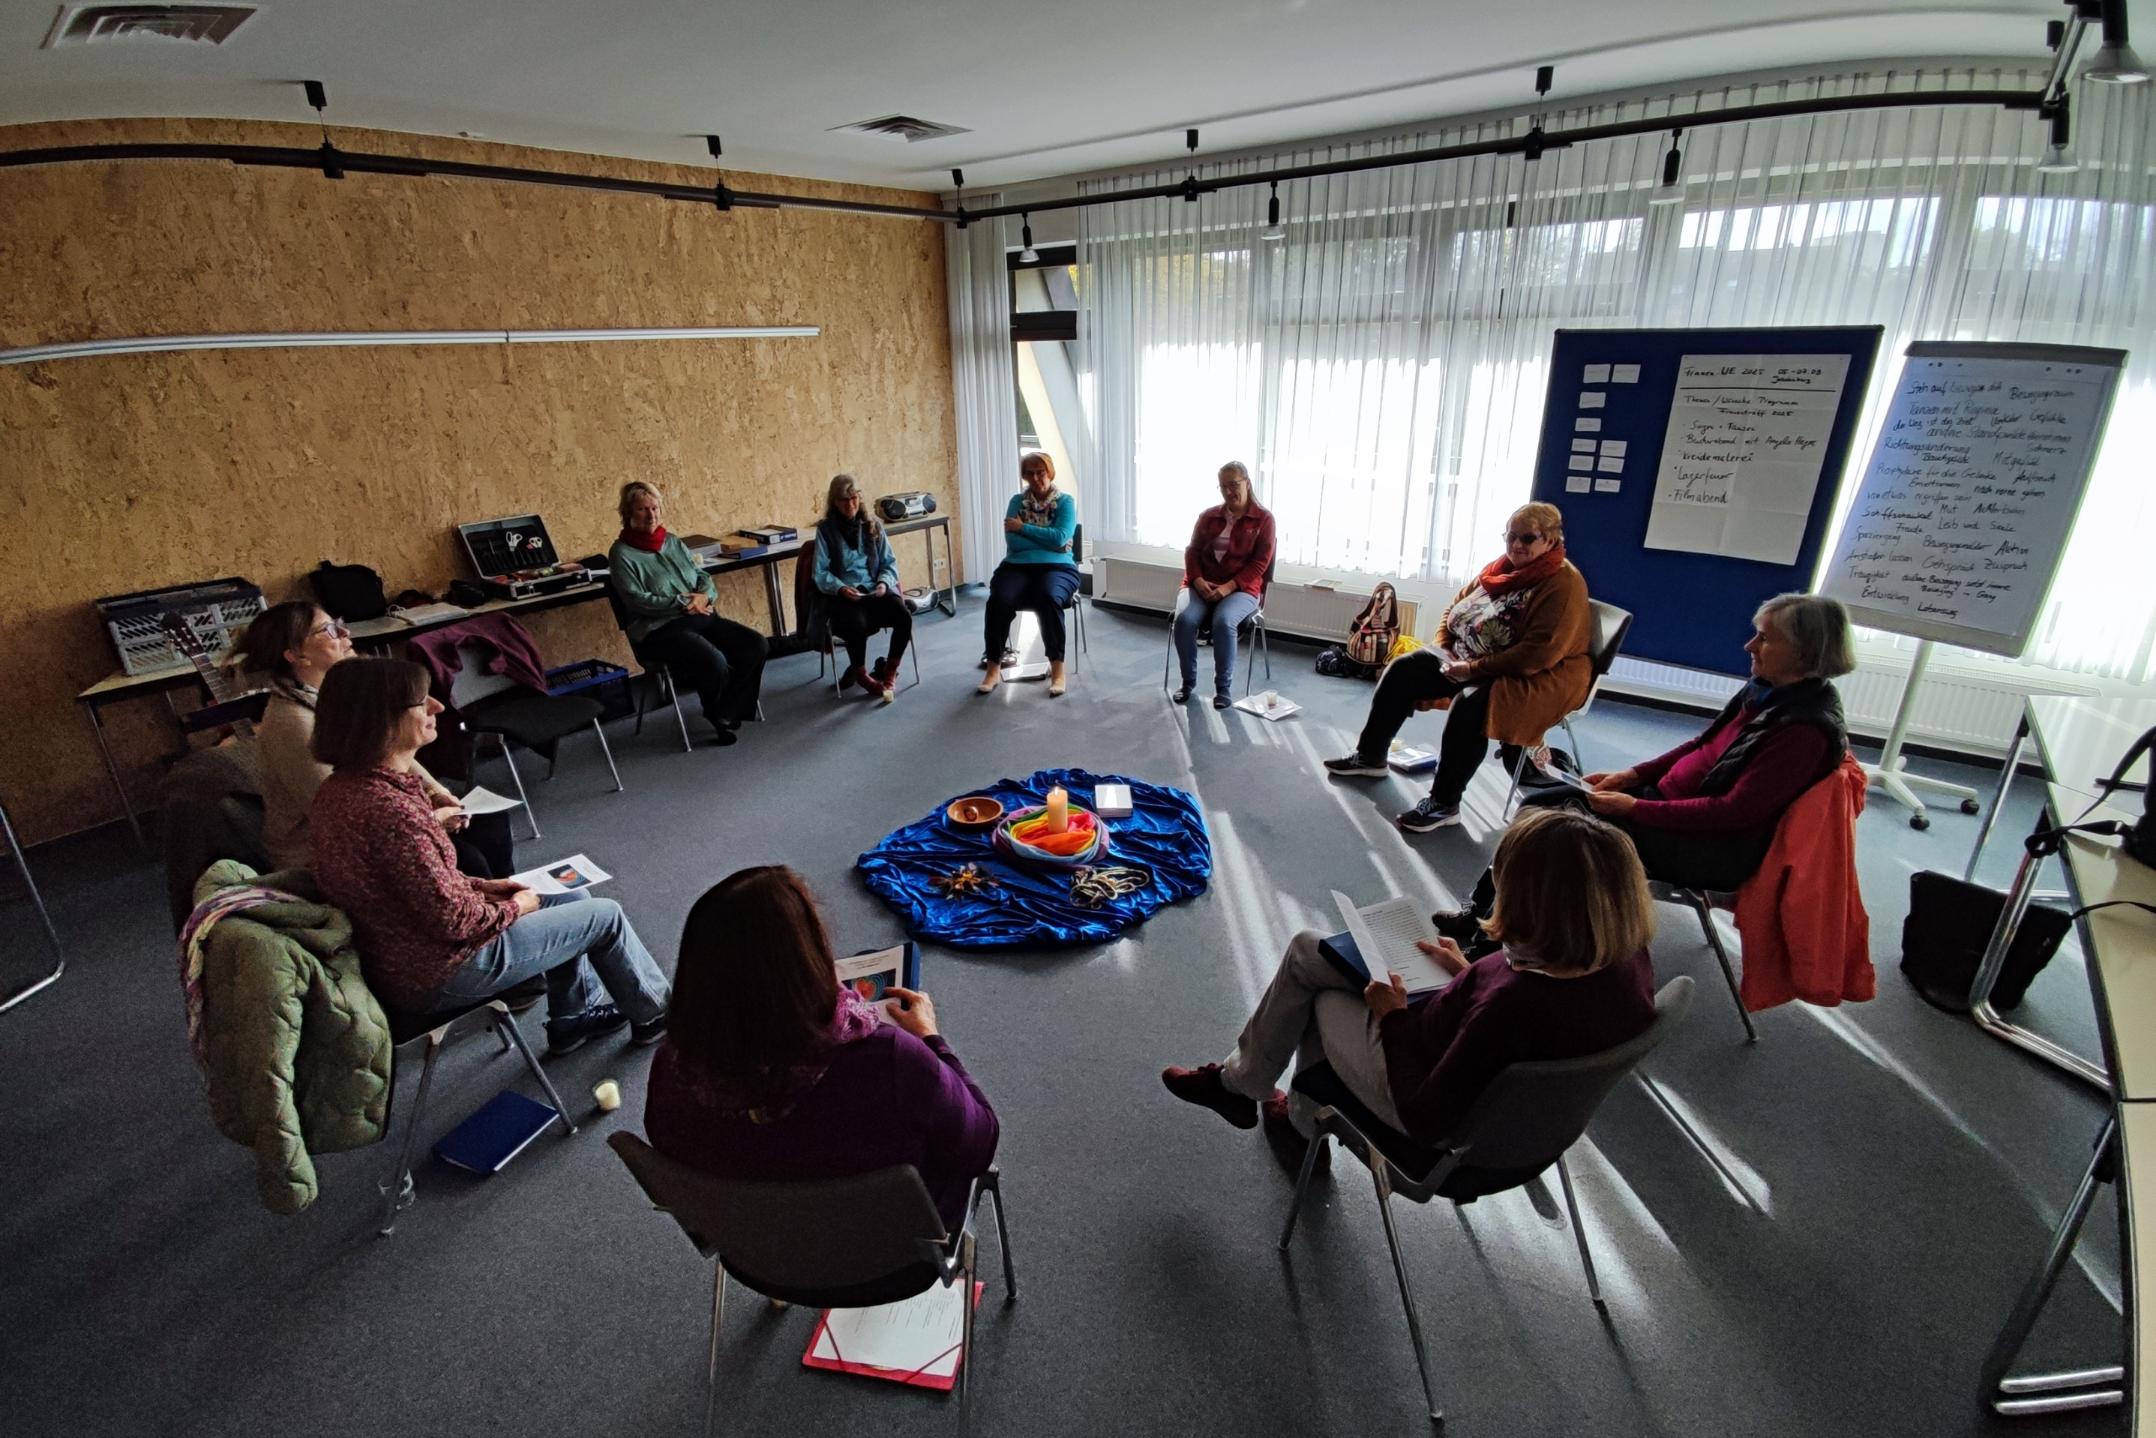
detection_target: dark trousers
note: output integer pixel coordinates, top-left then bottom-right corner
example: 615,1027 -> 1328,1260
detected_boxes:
828,592 -> 913,672
984,563 -> 1082,663
450,809 -> 515,880
641,612 -> 768,726
1466,784 -> 1771,914
1354,650 -> 1519,806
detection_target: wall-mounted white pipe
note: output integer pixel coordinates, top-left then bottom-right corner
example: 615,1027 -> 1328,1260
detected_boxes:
0,325 -> 821,366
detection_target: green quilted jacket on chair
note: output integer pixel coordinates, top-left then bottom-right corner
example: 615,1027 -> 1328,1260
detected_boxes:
192,860 -> 393,1214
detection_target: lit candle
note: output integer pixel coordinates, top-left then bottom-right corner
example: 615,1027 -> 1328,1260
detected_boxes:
1045,785 -> 1069,833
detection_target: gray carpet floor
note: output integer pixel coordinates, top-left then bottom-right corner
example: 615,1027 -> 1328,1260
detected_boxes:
0,593 -> 2129,1437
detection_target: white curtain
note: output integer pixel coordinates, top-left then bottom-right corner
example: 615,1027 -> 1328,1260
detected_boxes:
945,209 -> 1020,585
1072,68 -> 2156,684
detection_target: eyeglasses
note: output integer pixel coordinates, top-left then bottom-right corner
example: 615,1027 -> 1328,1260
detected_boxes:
1503,531 -> 1544,545
1020,467 -> 1048,478
313,619 -> 351,639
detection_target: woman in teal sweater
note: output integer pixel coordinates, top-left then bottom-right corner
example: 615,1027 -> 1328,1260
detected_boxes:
978,452 -> 1079,697
608,481 -> 768,745
812,473 -> 909,703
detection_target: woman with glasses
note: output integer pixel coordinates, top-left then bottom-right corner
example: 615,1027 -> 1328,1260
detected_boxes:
977,452 -> 1079,698
230,602 -> 512,877
811,473 -> 909,703
1323,502 -> 1591,833
1172,460 -> 1276,709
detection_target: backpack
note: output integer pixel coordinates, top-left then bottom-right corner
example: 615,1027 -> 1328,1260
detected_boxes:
308,560 -> 389,622
1346,583 -> 1401,669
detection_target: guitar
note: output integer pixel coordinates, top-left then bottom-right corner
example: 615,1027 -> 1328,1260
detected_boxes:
156,608 -> 263,742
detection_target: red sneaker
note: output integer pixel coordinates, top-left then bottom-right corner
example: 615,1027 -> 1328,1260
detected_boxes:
1160,1063 -> 1264,1130
842,665 -> 875,695
1262,1094 -> 1331,1177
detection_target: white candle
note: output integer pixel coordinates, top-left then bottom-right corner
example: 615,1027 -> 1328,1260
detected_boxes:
1045,785 -> 1069,833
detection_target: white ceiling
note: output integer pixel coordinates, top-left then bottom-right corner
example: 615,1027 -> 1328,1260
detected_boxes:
0,1 -> 2066,193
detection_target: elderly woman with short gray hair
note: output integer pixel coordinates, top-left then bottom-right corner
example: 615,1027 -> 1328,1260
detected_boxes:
1433,592 -> 1857,948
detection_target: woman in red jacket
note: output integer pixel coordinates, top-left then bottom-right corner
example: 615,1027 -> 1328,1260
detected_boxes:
1162,807 -> 1657,1170
1172,460 -> 1276,709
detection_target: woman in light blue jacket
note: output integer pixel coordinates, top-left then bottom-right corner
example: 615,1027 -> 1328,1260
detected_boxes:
978,452 -> 1079,697
812,473 -> 908,703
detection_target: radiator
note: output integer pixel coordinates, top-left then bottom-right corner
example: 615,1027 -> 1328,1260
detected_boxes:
1094,558 -> 1420,643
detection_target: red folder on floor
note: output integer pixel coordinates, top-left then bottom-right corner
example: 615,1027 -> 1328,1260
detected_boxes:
801,1281 -> 984,1391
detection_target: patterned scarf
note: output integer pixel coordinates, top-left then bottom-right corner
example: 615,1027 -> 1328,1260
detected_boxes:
1017,483 -> 1062,530
1477,541 -> 1567,596
177,883 -> 310,1069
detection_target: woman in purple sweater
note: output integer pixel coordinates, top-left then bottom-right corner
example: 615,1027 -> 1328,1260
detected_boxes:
644,866 -> 998,1229
1163,808 -> 1657,1169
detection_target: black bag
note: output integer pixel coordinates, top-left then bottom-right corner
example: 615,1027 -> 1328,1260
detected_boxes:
1315,643 -> 1380,681
309,560 -> 389,622
1899,870 -> 2073,1014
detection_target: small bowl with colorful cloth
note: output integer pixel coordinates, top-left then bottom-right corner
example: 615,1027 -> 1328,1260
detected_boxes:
992,804 -> 1108,869
944,796 -> 1006,832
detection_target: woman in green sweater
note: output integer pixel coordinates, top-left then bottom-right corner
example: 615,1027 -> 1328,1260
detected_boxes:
978,452 -> 1080,698
608,481 -> 768,745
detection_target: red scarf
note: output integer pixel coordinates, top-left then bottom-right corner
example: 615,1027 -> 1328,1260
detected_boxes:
1479,541 -> 1567,596
617,524 -> 668,554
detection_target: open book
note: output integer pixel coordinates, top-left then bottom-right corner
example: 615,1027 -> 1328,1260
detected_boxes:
1331,890 -> 1450,996
835,942 -> 920,1004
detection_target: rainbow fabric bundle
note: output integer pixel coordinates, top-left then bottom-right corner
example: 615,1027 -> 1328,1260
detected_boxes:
992,804 -> 1108,868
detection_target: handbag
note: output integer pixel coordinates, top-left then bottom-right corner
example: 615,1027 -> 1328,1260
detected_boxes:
309,559 -> 389,622
1345,583 -> 1401,669
1899,870 -> 2072,1014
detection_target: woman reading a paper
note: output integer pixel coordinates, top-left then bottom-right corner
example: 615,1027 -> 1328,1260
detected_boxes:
646,866 -> 999,1229
1162,808 -> 1656,1170
1323,502 -> 1591,833
230,601 -> 513,878
1434,592 -> 1855,951
309,658 -> 671,1054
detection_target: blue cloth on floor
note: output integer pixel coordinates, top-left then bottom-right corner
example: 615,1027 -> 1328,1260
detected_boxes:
857,768 -> 1211,949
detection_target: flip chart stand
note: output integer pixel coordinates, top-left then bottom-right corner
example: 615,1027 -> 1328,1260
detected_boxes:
1865,639 -> 1981,830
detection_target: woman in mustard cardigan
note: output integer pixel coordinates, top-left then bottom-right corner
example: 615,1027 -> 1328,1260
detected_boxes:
1323,502 -> 1591,832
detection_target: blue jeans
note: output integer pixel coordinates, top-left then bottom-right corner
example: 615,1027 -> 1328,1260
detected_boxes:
432,893 -> 670,1026
1173,589 -> 1261,697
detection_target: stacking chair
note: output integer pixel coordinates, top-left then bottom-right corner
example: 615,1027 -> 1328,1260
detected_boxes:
451,639 -> 622,839
1159,557 -> 1275,695
1651,883 -> 1755,1042
376,980 -> 566,1237
605,584 -> 694,752
796,544 -> 924,695
608,1135 -> 1017,1435
1278,977 -> 1694,1425
1064,523 -> 1090,662
1501,599 -> 1632,814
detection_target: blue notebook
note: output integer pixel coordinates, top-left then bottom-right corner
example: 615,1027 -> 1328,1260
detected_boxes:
433,1090 -> 560,1175
1319,931 -> 1439,1008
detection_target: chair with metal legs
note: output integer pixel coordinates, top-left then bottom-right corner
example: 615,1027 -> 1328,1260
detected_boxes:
375,982 -> 568,1236
1062,523 -> 1089,667
1278,977 -> 1693,1425
608,1136 -> 1017,1436
1501,599 -> 1632,815
606,584 -> 694,753
1651,882 -> 1757,1042
0,795 -> 65,1014
1160,560 -> 1275,697
449,639 -> 622,841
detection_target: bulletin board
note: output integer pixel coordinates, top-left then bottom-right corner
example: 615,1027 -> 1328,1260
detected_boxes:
1527,326 -> 1883,674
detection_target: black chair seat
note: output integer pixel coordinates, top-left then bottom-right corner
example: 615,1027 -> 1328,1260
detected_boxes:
466,692 -> 604,748
1292,1062 -> 1546,1202
381,976 -> 547,1046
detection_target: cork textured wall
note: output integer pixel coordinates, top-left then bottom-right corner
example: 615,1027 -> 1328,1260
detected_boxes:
0,119 -> 960,843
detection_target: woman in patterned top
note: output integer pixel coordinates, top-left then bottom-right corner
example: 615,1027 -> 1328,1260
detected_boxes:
1323,502 -> 1592,833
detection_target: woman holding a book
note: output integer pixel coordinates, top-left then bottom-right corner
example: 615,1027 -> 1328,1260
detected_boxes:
1162,807 -> 1656,1175
976,452 -> 1079,698
1322,501 -> 1591,834
309,657 -> 671,1053
608,480 -> 768,744
646,866 -> 999,1229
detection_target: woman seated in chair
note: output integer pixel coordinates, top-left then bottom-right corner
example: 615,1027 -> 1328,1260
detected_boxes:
1162,807 -> 1656,1171
1436,592 -> 1856,950
230,602 -> 512,877
645,866 -> 998,1229
608,480 -> 768,746
812,473 -> 910,705
1172,460 -> 1275,709
1324,502 -> 1591,833
977,452 -> 1079,699
309,657 -> 671,1053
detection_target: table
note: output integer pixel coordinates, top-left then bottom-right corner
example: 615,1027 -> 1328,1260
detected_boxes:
1965,696 -> 2156,1090
74,540 -> 807,845
1979,785 -> 2156,1418
885,513 -> 958,616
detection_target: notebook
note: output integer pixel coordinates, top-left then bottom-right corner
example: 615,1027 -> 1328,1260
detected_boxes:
433,1090 -> 560,1175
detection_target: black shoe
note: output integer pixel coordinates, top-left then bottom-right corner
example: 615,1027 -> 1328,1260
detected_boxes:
629,1014 -> 667,1046
546,1004 -> 630,1055
719,718 -> 742,731
708,724 -> 738,747
1431,906 -> 1484,945
1172,684 -> 1194,704
1212,694 -> 1231,710
1322,753 -> 1388,779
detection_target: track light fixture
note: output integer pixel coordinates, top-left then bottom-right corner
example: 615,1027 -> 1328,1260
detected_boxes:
1648,128 -> 1686,206
2037,95 -> 2081,172
2084,0 -> 2150,82
1261,181 -> 1286,242
1019,212 -> 1038,263
951,167 -> 968,229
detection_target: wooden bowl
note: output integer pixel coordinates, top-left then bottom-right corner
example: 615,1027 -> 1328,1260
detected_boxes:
945,796 -> 1006,831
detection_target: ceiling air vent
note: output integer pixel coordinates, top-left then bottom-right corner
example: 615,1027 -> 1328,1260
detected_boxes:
42,4 -> 257,48
835,114 -> 971,143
